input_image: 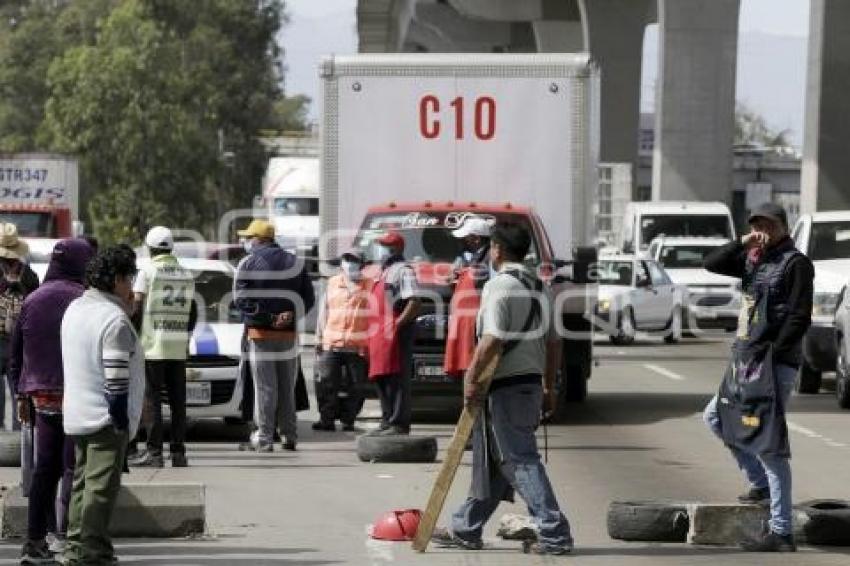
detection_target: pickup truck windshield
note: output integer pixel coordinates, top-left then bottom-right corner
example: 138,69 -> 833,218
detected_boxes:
658,245 -> 715,269
355,211 -> 540,265
640,215 -> 731,248
810,221 -> 850,261
0,211 -> 54,237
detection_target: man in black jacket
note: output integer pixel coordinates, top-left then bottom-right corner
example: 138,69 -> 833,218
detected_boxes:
702,202 -> 813,552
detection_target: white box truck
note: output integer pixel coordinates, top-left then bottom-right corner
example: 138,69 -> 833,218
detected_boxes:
262,156 -> 320,262
319,53 -> 599,413
0,153 -> 81,239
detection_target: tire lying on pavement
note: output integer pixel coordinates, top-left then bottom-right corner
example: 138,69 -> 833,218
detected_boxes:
0,430 -> 22,467
607,501 -> 689,542
356,434 -> 438,463
796,500 -> 850,546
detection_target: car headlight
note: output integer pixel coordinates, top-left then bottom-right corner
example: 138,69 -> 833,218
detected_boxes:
597,299 -> 611,313
813,292 -> 841,317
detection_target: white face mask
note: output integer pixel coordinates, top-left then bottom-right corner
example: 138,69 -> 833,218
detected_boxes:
373,244 -> 391,262
242,239 -> 254,254
341,259 -> 362,281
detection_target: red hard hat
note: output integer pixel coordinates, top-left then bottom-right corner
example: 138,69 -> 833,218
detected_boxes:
371,509 -> 422,541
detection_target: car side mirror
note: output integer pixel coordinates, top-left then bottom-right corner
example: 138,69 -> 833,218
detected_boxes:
636,277 -> 651,288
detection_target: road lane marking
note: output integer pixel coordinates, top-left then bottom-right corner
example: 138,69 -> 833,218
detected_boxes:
788,421 -> 848,449
643,364 -> 685,381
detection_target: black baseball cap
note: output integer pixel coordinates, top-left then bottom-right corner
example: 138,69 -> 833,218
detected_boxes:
748,202 -> 788,228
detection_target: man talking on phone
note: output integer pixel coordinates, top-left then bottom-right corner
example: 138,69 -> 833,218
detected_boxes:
702,202 -> 813,552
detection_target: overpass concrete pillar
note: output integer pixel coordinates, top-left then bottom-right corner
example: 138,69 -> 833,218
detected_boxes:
532,20 -> 585,52
801,0 -> 850,213
652,0 -> 740,202
583,0 -> 653,167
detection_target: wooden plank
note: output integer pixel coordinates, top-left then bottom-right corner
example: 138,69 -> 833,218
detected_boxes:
411,354 -> 500,553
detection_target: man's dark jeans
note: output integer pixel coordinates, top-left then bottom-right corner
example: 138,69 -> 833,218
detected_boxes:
316,350 -> 366,426
144,360 -> 187,456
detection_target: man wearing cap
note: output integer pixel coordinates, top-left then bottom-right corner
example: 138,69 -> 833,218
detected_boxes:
446,217 -> 492,379
0,222 -> 39,431
234,219 -> 314,451
703,202 -> 814,552
367,231 -> 420,435
129,226 -> 196,468
313,249 -> 373,431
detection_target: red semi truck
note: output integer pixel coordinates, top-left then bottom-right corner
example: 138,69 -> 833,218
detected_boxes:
0,153 -> 81,239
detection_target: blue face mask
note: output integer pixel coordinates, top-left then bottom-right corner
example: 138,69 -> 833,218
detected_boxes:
373,244 -> 391,262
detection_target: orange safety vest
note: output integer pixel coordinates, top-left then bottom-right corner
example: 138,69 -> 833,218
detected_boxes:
321,274 -> 373,351
444,267 -> 481,378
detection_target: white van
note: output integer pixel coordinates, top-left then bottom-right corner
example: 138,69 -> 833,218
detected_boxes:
619,201 -> 736,255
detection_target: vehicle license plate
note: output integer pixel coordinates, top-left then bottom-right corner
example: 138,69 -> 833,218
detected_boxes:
186,382 -> 212,406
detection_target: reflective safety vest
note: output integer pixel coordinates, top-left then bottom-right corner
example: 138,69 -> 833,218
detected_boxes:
321,274 -> 373,351
140,254 -> 195,361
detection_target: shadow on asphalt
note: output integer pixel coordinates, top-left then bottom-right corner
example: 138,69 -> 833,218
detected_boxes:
560,392 -> 709,426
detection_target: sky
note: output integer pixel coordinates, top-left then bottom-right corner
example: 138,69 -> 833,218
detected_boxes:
279,0 -> 811,144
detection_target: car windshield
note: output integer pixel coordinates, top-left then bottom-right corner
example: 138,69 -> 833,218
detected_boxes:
658,245 -> 715,269
809,221 -> 850,261
640,215 -> 731,248
597,261 -> 634,286
192,269 -> 240,324
355,211 -> 540,265
274,197 -> 319,216
0,212 -> 53,238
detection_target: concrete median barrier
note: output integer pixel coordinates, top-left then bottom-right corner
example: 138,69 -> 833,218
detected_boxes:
0,431 -> 21,467
1,483 -> 205,538
356,434 -> 438,463
686,503 -> 772,545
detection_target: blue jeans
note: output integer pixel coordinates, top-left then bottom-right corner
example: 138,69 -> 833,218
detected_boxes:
704,364 -> 796,536
451,381 -> 573,550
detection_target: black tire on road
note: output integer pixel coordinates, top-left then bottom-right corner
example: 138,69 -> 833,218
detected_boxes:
796,500 -> 850,546
795,361 -> 822,394
356,434 -> 438,463
607,501 -> 690,542
0,430 -> 22,467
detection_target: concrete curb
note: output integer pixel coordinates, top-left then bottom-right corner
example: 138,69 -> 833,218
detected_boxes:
1,483 -> 205,538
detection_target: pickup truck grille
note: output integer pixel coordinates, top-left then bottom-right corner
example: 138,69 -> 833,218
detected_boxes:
696,295 -> 733,307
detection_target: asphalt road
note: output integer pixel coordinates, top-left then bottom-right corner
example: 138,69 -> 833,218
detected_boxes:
1,334 -> 849,565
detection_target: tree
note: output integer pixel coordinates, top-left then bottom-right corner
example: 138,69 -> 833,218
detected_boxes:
735,102 -> 792,148
3,0 -> 296,244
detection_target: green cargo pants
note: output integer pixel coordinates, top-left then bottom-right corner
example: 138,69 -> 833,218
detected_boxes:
64,426 -> 128,565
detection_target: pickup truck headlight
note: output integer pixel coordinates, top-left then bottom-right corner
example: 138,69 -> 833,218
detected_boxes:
813,292 -> 841,317
597,299 -> 611,313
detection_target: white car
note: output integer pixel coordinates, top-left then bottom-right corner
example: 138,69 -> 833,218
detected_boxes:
648,236 -> 741,333
136,257 -> 245,422
593,255 -> 685,345
790,212 -> 850,393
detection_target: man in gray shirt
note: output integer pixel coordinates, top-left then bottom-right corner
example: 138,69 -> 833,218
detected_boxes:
431,222 -> 573,556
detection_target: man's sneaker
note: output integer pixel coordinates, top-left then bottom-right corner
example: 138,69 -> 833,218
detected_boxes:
740,530 -> 797,552
282,439 -> 297,451
312,421 -> 335,431
171,453 -> 189,468
20,539 -> 54,564
430,527 -> 483,550
364,424 -> 390,436
341,422 -> 356,432
238,441 -> 273,452
46,533 -> 65,555
129,450 -> 164,468
522,540 -> 572,555
737,486 -> 770,504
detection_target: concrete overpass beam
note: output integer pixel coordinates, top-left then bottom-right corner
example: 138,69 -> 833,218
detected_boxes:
652,0 -> 740,203
402,1 -> 514,52
584,0 -> 654,166
533,20 -> 585,52
447,0 -> 543,21
801,0 -> 850,213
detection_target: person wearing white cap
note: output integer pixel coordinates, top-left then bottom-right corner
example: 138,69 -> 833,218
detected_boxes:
129,226 -> 196,468
451,217 -> 492,272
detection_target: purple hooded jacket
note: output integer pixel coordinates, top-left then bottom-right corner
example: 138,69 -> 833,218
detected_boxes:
8,239 -> 95,396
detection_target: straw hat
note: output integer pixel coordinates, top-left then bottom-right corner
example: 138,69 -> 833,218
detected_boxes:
0,223 -> 29,260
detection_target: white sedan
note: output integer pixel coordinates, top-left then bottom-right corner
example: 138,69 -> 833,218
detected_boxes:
593,255 -> 685,345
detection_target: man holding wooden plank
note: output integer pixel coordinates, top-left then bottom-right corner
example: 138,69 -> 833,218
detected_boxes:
430,223 -> 574,556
